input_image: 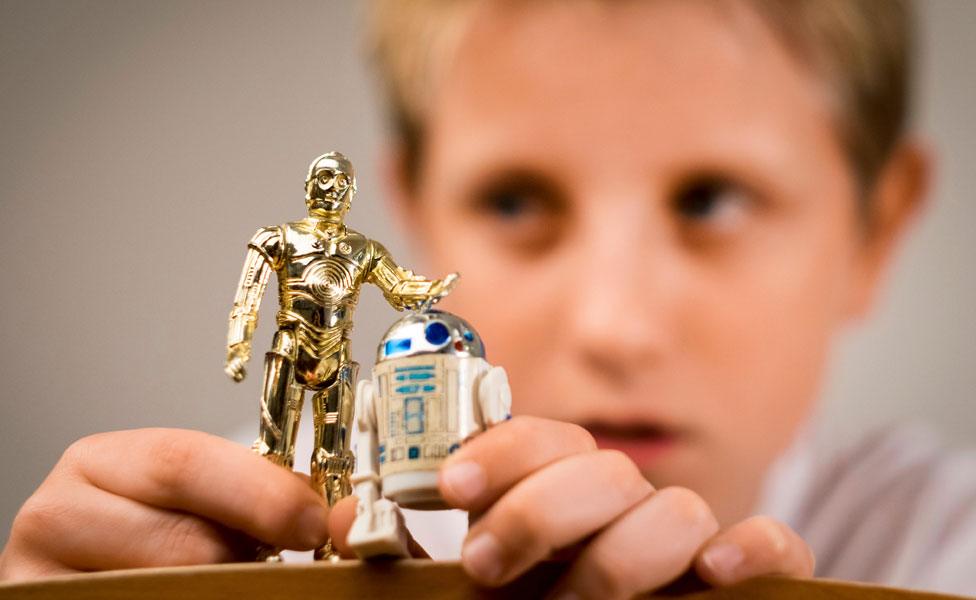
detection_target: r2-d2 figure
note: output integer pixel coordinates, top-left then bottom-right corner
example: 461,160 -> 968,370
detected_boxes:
347,309 -> 511,558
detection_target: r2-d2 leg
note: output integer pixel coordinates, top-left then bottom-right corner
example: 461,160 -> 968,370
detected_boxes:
347,379 -> 411,558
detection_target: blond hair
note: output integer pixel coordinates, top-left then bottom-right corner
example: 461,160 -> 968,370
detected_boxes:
368,0 -> 913,194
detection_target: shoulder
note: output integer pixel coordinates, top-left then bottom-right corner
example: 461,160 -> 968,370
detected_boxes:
248,225 -> 283,246
361,235 -> 392,264
247,225 -> 284,263
342,228 -> 369,250
763,424 -> 976,593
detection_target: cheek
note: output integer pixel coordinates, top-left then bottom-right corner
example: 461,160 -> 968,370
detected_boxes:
418,209 -> 564,401
691,199 -> 862,449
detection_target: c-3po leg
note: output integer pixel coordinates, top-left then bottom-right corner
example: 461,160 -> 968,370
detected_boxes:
252,330 -> 303,562
311,344 -> 357,559
253,330 -> 304,468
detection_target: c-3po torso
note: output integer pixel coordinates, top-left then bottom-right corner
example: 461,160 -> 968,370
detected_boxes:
253,221 -> 432,384
224,152 -> 455,560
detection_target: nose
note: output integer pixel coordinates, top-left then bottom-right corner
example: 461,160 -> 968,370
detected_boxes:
564,206 -> 679,384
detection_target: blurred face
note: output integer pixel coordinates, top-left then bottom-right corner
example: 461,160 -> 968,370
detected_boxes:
396,0 -> 873,525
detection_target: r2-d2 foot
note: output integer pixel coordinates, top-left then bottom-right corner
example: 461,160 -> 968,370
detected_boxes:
347,496 -> 411,558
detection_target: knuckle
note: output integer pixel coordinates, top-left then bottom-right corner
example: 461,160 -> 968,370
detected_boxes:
596,449 -> 639,477
594,450 -> 648,495
11,493 -> 72,548
146,433 -> 199,495
499,415 -> 537,442
749,516 -> 790,559
500,493 -> 542,541
491,495 -> 549,559
500,416 -> 597,452
582,545 -> 630,598
59,435 -> 99,471
563,422 -> 598,451
657,487 -> 718,534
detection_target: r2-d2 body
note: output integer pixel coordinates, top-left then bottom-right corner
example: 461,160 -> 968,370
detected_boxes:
347,309 -> 511,558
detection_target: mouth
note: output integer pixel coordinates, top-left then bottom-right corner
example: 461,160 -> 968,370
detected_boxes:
311,198 -> 344,211
583,422 -> 685,469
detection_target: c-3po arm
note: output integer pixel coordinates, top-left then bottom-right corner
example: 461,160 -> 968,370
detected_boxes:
367,241 -> 458,311
347,379 -> 411,558
225,227 -> 281,382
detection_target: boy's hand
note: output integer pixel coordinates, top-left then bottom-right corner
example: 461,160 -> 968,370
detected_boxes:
435,416 -> 814,599
0,429 -> 336,582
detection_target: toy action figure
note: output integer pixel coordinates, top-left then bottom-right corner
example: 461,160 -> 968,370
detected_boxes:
347,309 -> 511,558
224,152 -> 457,559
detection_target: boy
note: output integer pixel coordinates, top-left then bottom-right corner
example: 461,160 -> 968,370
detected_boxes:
3,1 -> 973,597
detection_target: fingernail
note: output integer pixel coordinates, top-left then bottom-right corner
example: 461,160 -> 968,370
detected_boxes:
702,542 -> 744,577
462,531 -> 504,583
441,461 -> 487,505
298,504 -> 329,548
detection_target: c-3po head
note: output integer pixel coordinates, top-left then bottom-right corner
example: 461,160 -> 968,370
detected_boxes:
305,151 -> 357,224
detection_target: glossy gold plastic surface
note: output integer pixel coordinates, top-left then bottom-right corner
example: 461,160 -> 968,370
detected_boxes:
224,152 -> 456,559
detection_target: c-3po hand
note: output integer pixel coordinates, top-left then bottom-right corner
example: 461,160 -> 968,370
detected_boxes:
435,272 -> 460,298
225,344 -> 251,382
414,272 -> 459,312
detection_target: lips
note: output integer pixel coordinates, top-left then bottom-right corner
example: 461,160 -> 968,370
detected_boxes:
585,422 -> 684,469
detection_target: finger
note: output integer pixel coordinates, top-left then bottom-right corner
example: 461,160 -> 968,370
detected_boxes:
9,480 -> 252,573
329,496 -> 430,559
461,449 -> 652,586
439,416 -> 597,512
550,487 -> 719,600
694,515 -> 814,586
0,547 -> 74,582
61,429 -> 330,550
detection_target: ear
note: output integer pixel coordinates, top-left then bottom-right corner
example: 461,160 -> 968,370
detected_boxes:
846,138 -> 933,320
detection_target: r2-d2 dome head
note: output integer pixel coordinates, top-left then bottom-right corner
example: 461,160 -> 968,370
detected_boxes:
377,309 -> 485,363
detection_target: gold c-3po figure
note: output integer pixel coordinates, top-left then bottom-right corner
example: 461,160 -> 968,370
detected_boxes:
224,152 -> 457,558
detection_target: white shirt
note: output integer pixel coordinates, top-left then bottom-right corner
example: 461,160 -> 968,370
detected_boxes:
758,424 -> 976,596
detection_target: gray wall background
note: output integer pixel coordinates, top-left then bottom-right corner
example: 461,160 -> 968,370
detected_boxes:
0,1 -> 973,546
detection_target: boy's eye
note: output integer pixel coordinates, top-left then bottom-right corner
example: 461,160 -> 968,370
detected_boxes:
487,190 -> 532,218
467,173 -> 565,253
671,176 -> 753,232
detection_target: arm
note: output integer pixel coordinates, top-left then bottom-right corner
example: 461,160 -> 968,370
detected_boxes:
225,227 -> 281,382
366,241 -> 458,311
475,365 -> 513,430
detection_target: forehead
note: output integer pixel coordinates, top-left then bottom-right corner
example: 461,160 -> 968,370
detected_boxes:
424,0 -> 843,194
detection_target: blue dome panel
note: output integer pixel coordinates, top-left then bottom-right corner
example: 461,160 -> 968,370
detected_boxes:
424,321 -> 450,345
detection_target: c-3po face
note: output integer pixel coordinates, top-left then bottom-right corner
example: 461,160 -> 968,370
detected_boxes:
305,151 -> 356,221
